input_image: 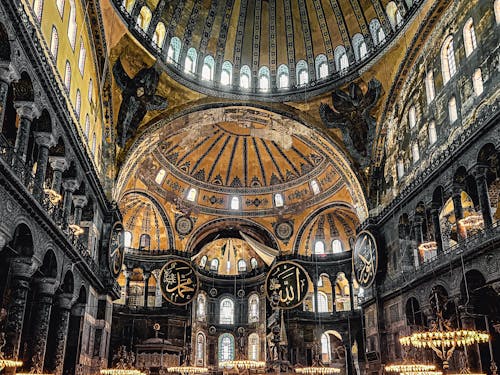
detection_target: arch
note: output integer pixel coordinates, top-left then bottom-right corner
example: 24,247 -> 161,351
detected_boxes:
237,259 -> 247,272
332,239 -> 343,253
185,48 -> 198,74
196,293 -> 206,321
210,258 -> 219,271
75,89 -> 81,118
139,233 -> 151,250
496,0 -> 500,24
77,285 -> 87,304
369,19 -> 385,45
152,22 -> 166,48
352,33 -> 367,61
277,64 -> 289,88
155,169 -> 166,185
250,257 -> 258,270
186,187 -> 197,201
441,36 -> 456,84
202,55 -> 215,81
314,291 -> 328,312
448,96 -> 458,123
167,37 -> 182,63
33,0 -> 44,20
10,223 -> 34,257
240,65 -> 251,89
335,272 -> 350,311
473,68 -> 483,96
137,6 -> 152,32
88,79 -> 93,103
386,1 -> 402,30
123,0 -> 135,13
248,294 -> 259,323
274,193 -> 284,207
78,38 -> 86,75
463,18 -> 477,57
50,26 -> 59,60
64,60 -> 72,92
39,249 -> 58,278
296,60 -> 308,85
405,297 -> 426,327
68,0 -> 77,49
334,45 -> 349,71
315,54 -> 328,79
425,70 -> 435,103
411,142 -> 420,163
219,297 -> 234,324
218,333 -> 235,362
230,196 -> 240,210
220,61 -> 232,86
124,231 -> 132,247
321,333 -> 331,363
196,332 -> 206,366
61,270 -> 75,294
428,121 -> 437,145
91,132 -> 96,154
258,66 -> 270,90
199,255 -> 208,268
0,23 -> 11,61
248,333 -> 260,361
408,105 -> 417,129
84,114 -> 90,139
314,240 -> 325,254
56,0 -> 65,16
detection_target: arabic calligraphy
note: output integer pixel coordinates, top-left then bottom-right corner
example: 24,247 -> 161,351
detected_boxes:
353,231 -> 377,288
160,259 -> 198,305
265,261 -> 310,309
108,222 -> 125,278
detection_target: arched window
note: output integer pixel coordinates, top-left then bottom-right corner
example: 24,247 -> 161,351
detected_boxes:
56,0 -> 65,16
91,132 -> 96,155
200,255 -> 208,268
221,61 -> 233,85
334,46 -> 349,72
408,105 -> 417,129
411,142 -> 420,163
210,258 -> 219,272
84,114 -> 90,139
397,159 -> 404,180
448,96 -> 458,123
33,0 -> 44,21
352,34 -> 367,61
167,37 -> 181,63
88,79 -> 93,103
230,196 -> 240,210
123,0 -> 136,13
50,27 -> 59,60
314,292 -> 329,312
258,66 -> 270,90
248,294 -> 259,323
277,64 -> 289,88
139,234 -> 151,249
68,0 -> 77,49
238,259 -> 247,272
369,19 -> 385,45
248,333 -> 260,361
197,294 -> 206,321
240,65 -> 251,89
321,333 -> 331,363
315,54 -> 328,79
137,6 -> 152,32
310,179 -> 320,195
250,258 -> 258,270
185,48 -> 197,74
296,60 -> 308,85
186,187 -> 197,201
128,285 -> 143,306
496,0 -> 500,24
202,55 -> 215,81
196,333 -> 206,365
124,231 -> 132,247
218,333 -> 235,362
75,89 -> 81,118
463,18 -> 477,57
152,22 -> 166,48
274,193 -> 284,207
386,2 -> 402,30
406,297 -> 425,326
425,70 -> 435,104
220,298 -> 234,324
441,36 -> 456,84
64,61 -> 72,91
428,121 -> 437,146
78,39 -> 86,75
332,239 -> 343,253
473,68 -> 483,96
314,240 -> 325,255
155,169 -> 166,184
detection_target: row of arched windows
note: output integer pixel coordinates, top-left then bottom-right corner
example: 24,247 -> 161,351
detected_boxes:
199,256 -> 259,273
313,239 -> 345,254
123,231 -> 151,249
195,332 -> 260,365
196,294 -> 260,325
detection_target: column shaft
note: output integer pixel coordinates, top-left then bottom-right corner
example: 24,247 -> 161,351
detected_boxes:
452,190 -> 465,240
51,308 -> 71,375
476,170 -> 493,228
4,276 -> 30,359
0,79 -> 9,132
33,144 -> 49,201
144,274 -> 151,308
13,117 -> 31,165
27,292 -> 54,372
431,208 -> 443,254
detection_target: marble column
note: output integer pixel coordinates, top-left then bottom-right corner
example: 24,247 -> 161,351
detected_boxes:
0,62 -> 20,133
452,186 -> 465,240
143,271 -> 151,308
124,269 -> 132,305
49,157 -> 68,195
62,303 -> 85,375
33,132 -> 55,202
26,278 -> 56,373
13,101 -> 40,166
51,293 -> 73,375
62,179 -> 80,226
413,216 -> 424,265
72,195 -> 88,225
3,260 -> 33,360
474,166 -> 493,229
430,206 -> 444,254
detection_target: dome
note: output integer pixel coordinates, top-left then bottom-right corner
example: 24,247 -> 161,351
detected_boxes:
111,0 -> 422,100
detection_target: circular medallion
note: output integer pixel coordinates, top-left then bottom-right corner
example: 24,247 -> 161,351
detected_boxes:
209,287 -> 218,297
275,221 -> 293,241
208,326 -> 216,335
159,259 -> 198,305
265,261 -> 310,309
175,216 -> 193,235
353,230 -> 378,288
108,222 -> 125,278
237,289 -> 245,298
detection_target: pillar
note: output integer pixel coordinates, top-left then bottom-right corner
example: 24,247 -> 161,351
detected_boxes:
13,101 -> 39,166
143,271 -> 151,308
62,179 -> 80,226
0,62 -> 20,133
452,186 -> 465,240
430,206 -> 444,254
49,157 -> 68,195
474,165 -> 493,229
72,195 -> 88,225
32,132 -> 55,202
124,269 -> 132,305
26,278 -> 56,373
62,303 -> 85,375
313,277 -> 319,313
3,260 -> 33,360
49,293 -> 73,375
412,216 -> 424,265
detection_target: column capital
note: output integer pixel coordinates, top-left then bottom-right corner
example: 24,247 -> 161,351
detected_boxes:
62,178 -> 80,192
472,164 -> 489,179
36,277 -> 57,296
57,293 -> 74,310
123,269 -> 132,278
10,257 -> 39,278
143,271 -> 151,280
452,184 -> 463,196
34,131 -> 56,148
14,100 -> 40,121
72,194 -> 88,208
49,156 -> 68,171
0,61 -> 20,83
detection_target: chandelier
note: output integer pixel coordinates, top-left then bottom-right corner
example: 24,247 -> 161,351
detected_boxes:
166,366 -> 208,374
399,330 -> 490,349
101,370 -> 145,375
295,367 -> 341,374
101,346 -> 144,375
385,364 -> 437,373
68,224 -> 84,236
0,332 -> 23,371
219,360 -> 266,370
44,188 -> 62,204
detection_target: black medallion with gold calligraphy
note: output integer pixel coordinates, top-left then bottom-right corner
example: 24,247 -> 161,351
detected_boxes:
160,259 -> 198,305
108,222 -> 125,278
353,230 -> 378,288
265,261 -> 310,309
